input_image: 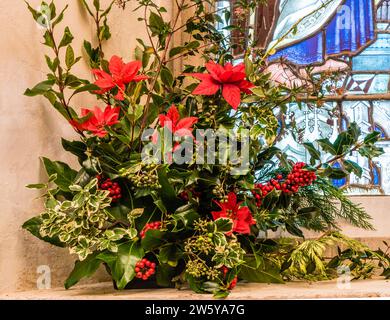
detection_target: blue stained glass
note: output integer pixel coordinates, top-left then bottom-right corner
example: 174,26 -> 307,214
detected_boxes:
373,165 -> 380,185
269,33 -> 324,65
269,0 -> 375,65
374,125 -> 387,138
331,162 -> 348,188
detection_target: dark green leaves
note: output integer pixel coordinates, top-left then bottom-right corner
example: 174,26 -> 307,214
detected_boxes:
239,257 -> 284,283
214,218 -> 233,233
343,160 -> 363,178
59,27 -> 74,48
148,12 -> 165,35
64,252 -> 102,289
98,241 -> 144,290
42,157 -> 77,192
24,79 -> 55,96
303,142 -> 321,165
22,216 -> 65,247
317,138 -> 337,155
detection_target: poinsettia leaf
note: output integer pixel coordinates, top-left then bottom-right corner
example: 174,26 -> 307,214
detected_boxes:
64,252 -> 102,289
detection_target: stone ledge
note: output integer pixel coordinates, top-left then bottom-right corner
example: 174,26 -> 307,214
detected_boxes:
1,279 -> 390,300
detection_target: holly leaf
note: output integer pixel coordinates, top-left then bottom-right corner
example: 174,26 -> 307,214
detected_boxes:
41,157 -> 77,192
97,241 -> 144,290
64,252 -> 102,289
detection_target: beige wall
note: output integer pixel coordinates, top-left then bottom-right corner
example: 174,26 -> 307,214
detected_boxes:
0,0 -> 173,293
0,0 -> 388,294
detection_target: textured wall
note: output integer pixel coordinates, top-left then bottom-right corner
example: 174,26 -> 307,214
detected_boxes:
0,0 -> 172,293
0,0 -> 389,294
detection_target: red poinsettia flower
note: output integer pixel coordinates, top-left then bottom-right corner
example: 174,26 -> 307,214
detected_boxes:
158,105 -> 198,138
92,55 -> 148,100
211,192 -> 255,235
187,61 -> 254,110
70,105 -> 120,138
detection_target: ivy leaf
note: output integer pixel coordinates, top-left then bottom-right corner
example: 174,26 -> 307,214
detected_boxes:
97,241 -> 144,290
64,252 -> 102,289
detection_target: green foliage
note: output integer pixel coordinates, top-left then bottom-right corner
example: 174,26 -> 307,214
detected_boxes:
22,0 -> 388,298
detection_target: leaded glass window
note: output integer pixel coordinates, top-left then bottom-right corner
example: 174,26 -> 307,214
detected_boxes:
217,0 -> 390,195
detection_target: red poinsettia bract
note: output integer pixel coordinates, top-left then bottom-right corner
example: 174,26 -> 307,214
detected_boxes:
187,61 -> 254,110
92,55 -> 148,100
158,105 -> 198,139
70,105 -> 120,138
212,192 -> 255,235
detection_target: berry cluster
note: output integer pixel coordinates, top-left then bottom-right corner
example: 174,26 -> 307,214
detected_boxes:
97,175 -> 122,202
179,189 -> 201,201
221,266 -> 238,290
135,258 -> 156,281
252,162 -> 317,207
140,221 -> 162,239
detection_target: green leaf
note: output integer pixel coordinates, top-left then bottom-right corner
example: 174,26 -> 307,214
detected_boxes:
364,131 -> 381,145
239,257 -> 284,283
22,216 -> 65,247
64,252 -> 102,289
26,183 -> 46,189
73,83 -> 100,95
24,79 -> 55,96
149,12 -> 164,34
214,218 -> 233,233
317,138 -> 337,155
141,229 -> 166,251
343,160 -> 363,178
158,244 -> 182,267
303,142 -> 321,165
97,241 -> 144,290
93,0 -> 100,11
43,31 -> 55,48
161,68 -> 174,87
170,205 -> 199,231
65,45 -> 75,69
41,157 -> 77,192
59,27 -> 74,48
156,263 -> 176,287
61,138 -> 87,162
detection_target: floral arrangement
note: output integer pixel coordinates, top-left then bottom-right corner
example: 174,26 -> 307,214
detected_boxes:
23,0 -> 389,298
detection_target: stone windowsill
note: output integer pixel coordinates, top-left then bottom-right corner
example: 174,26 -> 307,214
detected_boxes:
1,279 -> 389,300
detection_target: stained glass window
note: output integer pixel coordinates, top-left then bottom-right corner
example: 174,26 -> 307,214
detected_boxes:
217,0 -> 390,195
